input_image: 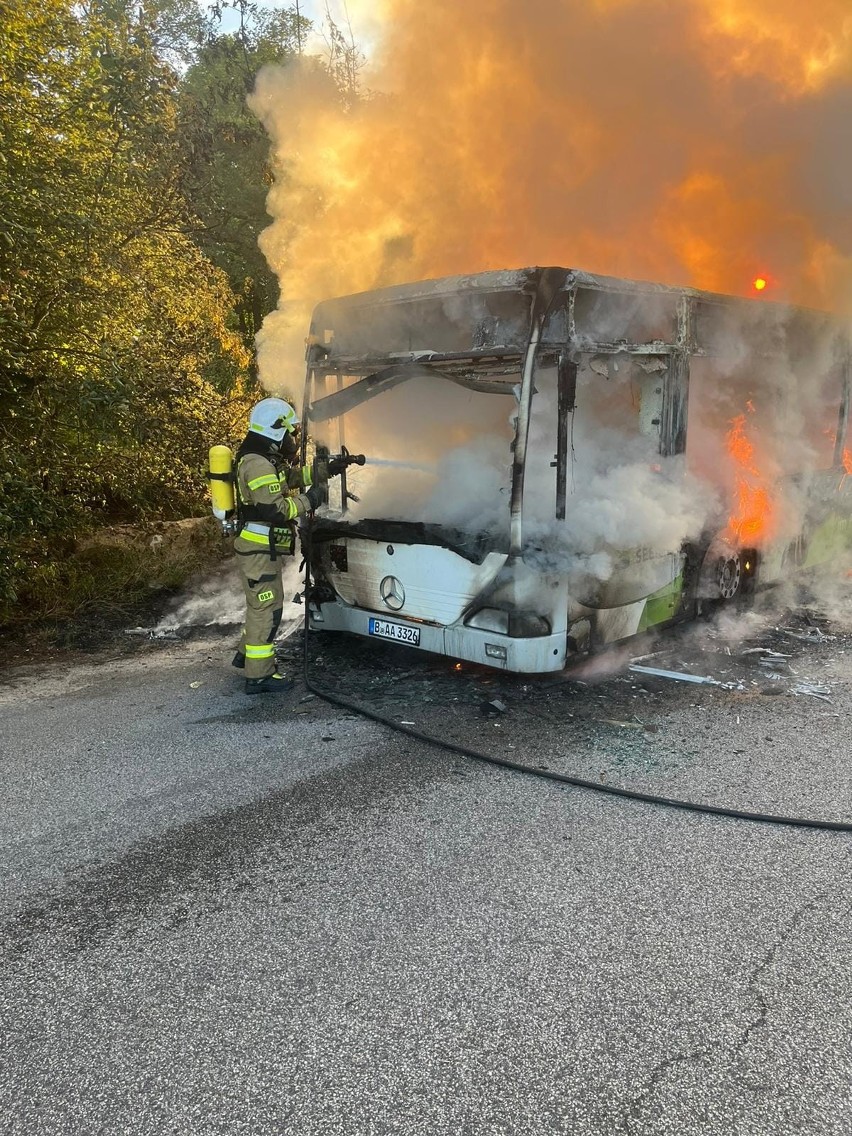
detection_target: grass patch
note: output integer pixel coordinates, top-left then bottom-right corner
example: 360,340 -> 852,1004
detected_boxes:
0,517 -> 232,652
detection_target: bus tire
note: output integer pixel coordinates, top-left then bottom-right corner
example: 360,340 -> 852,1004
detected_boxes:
716,552 -> 743,600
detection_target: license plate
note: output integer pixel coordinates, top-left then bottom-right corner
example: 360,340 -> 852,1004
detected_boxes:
368,617 -> 421,646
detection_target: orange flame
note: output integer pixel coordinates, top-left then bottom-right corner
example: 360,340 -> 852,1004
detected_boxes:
249,0 -> 852,388
725,412 -> 776,544
843,449 -> 852,475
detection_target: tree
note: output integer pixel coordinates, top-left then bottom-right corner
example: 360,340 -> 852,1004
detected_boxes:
0,0 -> 252,609
0,0 -> 368,618
176,2 -> 312,377
322,3 -> 365,111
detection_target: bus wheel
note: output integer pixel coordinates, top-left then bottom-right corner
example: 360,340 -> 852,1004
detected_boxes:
716,553 -> 742,600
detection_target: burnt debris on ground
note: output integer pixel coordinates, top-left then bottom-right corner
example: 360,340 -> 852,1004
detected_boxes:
280,601 -> 852,821
287,604 -> 849,716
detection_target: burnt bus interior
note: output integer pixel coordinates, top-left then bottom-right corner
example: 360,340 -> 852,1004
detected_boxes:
303,267 -> 851,619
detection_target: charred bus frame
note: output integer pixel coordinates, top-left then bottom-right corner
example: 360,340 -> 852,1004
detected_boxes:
301,267 -> 852,672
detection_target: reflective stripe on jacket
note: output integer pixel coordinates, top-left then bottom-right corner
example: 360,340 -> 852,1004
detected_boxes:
235,451 -> 311,552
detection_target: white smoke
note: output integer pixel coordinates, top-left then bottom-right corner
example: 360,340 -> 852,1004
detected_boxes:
154,559 -> 304,631
316,367 -> 515,533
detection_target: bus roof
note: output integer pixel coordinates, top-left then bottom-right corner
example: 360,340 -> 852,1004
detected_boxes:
309,265 -> 837,326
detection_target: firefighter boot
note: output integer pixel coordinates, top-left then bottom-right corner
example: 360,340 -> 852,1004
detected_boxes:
245,672 -> 294,695
232,651 -> 245,669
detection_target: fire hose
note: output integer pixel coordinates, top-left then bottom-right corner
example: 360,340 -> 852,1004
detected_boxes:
298,546 -> 852,833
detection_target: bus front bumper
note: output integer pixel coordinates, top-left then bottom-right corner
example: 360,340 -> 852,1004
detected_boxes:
309,602 -> 567,673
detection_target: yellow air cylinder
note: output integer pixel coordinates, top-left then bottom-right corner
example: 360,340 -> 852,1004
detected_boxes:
208,445 -> 235,520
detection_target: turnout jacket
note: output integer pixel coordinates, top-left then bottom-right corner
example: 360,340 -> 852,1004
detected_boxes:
234,436 -> 313,556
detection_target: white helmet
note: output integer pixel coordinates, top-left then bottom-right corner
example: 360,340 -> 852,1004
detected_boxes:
248,397 -> 299,442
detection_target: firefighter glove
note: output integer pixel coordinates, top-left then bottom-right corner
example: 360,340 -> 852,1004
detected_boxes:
305,484 -> 327,510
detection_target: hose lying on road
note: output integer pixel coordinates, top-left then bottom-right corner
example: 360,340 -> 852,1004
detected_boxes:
297,574 -> 852,833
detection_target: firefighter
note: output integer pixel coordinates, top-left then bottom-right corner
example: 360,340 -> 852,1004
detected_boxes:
231,397 -> 324,694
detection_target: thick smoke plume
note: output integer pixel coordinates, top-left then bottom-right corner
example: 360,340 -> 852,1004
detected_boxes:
245,1 -> 852,614
249,0 -> 852,385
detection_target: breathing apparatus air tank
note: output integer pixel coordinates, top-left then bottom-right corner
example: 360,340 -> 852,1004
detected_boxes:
207,444 -> 236,529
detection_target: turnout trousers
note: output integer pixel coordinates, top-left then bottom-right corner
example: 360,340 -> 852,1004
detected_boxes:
234,539 -> 285,679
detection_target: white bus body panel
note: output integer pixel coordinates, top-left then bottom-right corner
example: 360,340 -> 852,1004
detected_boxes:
312,538 -> 570,672
328,542 -> 507,624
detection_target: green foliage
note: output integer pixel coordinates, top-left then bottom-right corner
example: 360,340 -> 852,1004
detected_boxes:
176,1 -> 312,372
2,518 -> 229,639
0,0 -> 253,610
142,0 -> 215,70
0,0 -> 362,627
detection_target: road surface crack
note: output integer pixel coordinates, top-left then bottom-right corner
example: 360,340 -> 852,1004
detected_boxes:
621,881 -> 846,1133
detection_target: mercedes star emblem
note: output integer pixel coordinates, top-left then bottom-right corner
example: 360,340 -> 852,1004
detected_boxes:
379,575 -> 405,611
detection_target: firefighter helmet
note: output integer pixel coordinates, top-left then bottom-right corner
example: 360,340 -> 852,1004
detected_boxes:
248,397 -> 299,442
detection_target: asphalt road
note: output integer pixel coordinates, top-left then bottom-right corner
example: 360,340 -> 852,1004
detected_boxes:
1,614 -> 851,1136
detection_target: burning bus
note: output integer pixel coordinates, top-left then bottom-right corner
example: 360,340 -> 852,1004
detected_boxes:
300,267 -> 852,673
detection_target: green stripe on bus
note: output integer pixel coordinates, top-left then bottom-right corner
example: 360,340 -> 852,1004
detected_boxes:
638,573 -> 685,632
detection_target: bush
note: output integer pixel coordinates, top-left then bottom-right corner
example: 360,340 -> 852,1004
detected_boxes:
0,517 -> 231,644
